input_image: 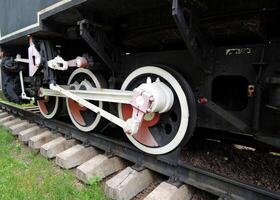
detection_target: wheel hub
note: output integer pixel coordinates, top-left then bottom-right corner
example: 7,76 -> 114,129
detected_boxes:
137,77 -> 174,113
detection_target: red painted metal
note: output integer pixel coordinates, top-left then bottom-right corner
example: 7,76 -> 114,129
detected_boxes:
68,99 -> 86,126
122,104 -> 160,146
37,100 -> 48,114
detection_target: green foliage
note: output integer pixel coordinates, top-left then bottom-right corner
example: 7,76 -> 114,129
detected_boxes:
15,140 -> 21,152
270,152 -> 280,157
0,98 -> 35,109
0,129 -> 108,200
88,176 -> 102,186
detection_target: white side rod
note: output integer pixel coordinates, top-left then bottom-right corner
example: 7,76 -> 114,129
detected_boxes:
40,87 -> 133,104
49,83 -> 127,128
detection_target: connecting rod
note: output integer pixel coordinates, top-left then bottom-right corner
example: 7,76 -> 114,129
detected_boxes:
50,83 -> 127,129
48,77 -> 174,135
39,87 -> 133,104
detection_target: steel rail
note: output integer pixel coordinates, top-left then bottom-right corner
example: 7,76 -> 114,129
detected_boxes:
0,101 -> 279,200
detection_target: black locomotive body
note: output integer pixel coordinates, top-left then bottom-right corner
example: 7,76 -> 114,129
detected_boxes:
0,0 -> 280,154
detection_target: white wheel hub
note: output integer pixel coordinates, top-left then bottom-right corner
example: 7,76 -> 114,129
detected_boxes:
137,77 -> 174,113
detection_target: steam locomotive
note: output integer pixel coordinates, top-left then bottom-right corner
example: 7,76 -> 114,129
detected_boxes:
0,0 -> 280,154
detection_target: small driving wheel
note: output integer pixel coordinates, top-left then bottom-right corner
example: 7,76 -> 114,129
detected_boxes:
66,68 -> 106,132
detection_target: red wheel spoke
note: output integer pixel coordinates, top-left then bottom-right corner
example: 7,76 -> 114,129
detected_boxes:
68,99 -> 86,126
122,104 -> 160,147
134,124 -> 159,147
37,100 -> 48,114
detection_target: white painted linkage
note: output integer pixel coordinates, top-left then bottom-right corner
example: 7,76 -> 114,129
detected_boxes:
40,87 -> 133,104
49,83 -> 127,129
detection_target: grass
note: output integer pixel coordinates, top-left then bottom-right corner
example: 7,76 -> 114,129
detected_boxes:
270,152 -> 280,157
0,98 -> 35,109
0,128 -> 108,200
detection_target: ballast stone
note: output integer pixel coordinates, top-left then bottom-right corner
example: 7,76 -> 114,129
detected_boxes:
40,137 -> 77,159
56,145 -> 98,169
18,126 -> 42,142
105,167 -> 154,200
144,182 -> 192,200
76,155 -> 125,183
29,131 -> 57,150
10,121 -> 35,135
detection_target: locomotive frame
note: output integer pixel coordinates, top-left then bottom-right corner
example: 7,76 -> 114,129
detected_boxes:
0,0 -> 280,154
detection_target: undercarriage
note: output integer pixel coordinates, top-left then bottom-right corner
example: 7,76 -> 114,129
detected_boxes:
1,0 -> 280,154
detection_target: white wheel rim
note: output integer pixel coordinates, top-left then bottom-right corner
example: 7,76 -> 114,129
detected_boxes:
118,66 -> 189,155
66,68 -> 102,132
38,97 -> 59,119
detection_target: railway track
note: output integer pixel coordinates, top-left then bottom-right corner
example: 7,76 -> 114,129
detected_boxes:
0,101 -> 279,200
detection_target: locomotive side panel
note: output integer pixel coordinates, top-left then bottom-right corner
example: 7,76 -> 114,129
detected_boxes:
0,0 -> 85,44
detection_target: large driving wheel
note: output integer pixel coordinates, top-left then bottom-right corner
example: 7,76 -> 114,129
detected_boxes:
118,66 -> 196,154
